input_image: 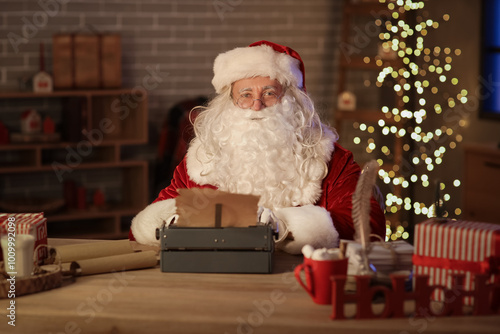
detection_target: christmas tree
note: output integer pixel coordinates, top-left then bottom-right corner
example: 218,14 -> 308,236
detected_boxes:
352,0 -> 466,241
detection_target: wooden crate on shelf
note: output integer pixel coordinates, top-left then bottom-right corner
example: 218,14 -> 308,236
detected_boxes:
52,34 -> 122,90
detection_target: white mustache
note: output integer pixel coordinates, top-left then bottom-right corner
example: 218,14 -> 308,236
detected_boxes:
238,95 -> 294,121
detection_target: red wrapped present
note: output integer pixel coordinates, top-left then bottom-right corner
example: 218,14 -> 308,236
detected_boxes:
413,218 -> 500,305
0,213 -> 48,265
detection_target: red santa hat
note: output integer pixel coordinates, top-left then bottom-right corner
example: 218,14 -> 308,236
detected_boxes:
211,40 -> 306,94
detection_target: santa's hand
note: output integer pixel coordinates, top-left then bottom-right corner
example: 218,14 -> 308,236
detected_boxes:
258,207 -> 290,242
273,205 -> 339,254
258,207 -> 277,225
130,199 -> 177,246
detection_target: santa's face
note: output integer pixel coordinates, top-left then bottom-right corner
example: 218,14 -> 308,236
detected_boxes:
190,79 -> 333,210
196,82 -> 307,209
231,77 -> 284,111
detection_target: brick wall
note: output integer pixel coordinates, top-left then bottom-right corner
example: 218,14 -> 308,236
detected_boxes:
0,0 -> 349,202
0,0 -> 344,124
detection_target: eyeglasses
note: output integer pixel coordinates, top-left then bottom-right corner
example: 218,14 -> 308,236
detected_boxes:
235,90 -> 282,109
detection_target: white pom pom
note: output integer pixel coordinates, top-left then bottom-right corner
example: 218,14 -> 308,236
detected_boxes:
301,244 -> 314,258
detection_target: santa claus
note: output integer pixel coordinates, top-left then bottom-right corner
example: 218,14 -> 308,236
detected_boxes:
130,40 -> 386,254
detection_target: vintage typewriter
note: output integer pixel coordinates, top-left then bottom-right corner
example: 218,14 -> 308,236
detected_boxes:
156,203 -> 275,273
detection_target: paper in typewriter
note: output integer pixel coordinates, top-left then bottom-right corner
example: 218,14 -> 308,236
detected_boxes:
175,188 -> 260,227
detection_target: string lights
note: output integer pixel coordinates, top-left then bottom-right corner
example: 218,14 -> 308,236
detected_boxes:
353,0 -> 466,240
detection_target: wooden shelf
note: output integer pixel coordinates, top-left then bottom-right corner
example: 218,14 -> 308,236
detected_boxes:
46,221 -> 130,240
344,1 -> 391,16
336,0 -> 407,227
0,139 -> 146,150
335,109 -> 401,125
0,160 -> 146,174
339,56 -> 401,70
46,204 -> 143,222
0,89 -> 149,239
0,88 -> 140,99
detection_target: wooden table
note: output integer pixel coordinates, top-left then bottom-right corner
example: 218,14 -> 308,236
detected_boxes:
1,239 -> 499,334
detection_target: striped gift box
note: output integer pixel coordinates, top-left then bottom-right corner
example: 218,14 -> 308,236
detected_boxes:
0,213 -> 48,264
413,218 -> 500,305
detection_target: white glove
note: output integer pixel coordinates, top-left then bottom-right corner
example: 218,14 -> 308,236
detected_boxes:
131,199 -> 177,246
273,205 -> 339,254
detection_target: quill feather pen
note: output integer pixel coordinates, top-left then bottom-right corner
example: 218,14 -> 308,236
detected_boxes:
352,159 -> 380,274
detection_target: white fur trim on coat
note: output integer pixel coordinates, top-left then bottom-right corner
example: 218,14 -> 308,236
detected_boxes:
131,199 -> 177,246
212,44 -> 303,93
274,205 -> 339,254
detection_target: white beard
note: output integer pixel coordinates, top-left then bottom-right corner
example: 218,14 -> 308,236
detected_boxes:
188,97 -> 334,210
213,104 -> 304,209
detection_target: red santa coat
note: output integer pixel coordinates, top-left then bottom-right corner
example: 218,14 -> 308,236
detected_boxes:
129,143 -> 386,243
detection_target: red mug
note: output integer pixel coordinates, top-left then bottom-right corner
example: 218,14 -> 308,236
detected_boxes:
294,256 -> 348,305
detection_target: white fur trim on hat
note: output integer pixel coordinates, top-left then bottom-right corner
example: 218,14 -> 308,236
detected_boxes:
131,199 -> 177,246
274,205 -> 339,254
212,44 -> 303,93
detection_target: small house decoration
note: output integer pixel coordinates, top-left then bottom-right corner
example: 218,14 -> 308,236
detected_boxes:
21,109 -> 42,134
377,42 -> 398,60
43,116 -> 56,134
337,91 -> 356,111
33,43 -> 53,93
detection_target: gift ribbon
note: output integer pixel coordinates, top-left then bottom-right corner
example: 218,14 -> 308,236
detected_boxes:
412,254 -> 500,276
